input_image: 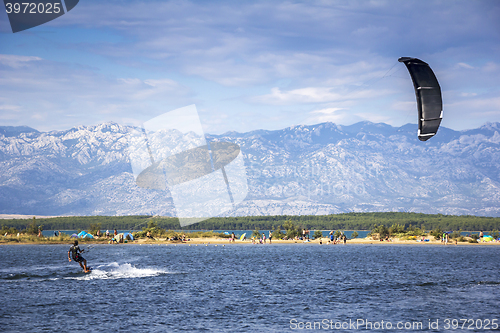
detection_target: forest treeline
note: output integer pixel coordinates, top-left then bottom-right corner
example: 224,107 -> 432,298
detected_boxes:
2,212 -> 500,231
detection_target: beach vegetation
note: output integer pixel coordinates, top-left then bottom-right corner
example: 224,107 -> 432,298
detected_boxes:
189,231 -> 228,238
251,229 -> 261,238
1,213 -> 499,236
389,223 -> 405,234
24,218 -> 42,235
271,226 -> 285,239
313,230 -> 323,239
430,227 -> 444,240
369,224 -> 389,239
491,230 -> 499,239
283,220 -> 299,239
351,231 -> 359,239
1,225 -> 19,235
89,223 -> 102,236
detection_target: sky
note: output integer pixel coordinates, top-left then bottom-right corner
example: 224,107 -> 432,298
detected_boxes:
0,0 -> 499,134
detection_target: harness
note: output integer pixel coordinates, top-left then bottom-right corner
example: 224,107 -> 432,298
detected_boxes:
70,245 -> 81,261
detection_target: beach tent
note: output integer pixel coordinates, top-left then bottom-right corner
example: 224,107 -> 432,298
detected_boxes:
240,233 -> 246,241
77,231 -> 94,239
123,232 -> 134,240
71,233 -> 78,238
482,235 -> 494,242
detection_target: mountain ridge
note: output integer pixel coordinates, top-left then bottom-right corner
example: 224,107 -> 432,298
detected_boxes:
1,121 -> 500,217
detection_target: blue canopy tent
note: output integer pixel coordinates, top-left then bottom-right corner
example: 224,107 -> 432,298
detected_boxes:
77,231 -> 94,239
123,232 -> 134,240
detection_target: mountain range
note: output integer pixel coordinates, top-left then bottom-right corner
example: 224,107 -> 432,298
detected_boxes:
1,121 -> 500,217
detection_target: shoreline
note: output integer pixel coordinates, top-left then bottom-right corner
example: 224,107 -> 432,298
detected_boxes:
1,236 -> 499,246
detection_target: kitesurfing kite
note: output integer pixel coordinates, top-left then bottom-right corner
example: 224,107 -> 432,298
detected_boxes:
398,57 -> 443,141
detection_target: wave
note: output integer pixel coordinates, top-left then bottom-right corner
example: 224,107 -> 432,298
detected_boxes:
1,262 -> 173,282
66,262 -> 170,281
475,281 -> 500,285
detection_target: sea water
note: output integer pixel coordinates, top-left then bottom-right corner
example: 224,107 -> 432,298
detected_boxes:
1,244 -> 499,332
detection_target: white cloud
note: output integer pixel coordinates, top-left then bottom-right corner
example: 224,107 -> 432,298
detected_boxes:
303,107 -> 393,126
457,62 -> 474,69
0,54 -> 41,68
1,0 -> 499,133
0,56 -> 193,130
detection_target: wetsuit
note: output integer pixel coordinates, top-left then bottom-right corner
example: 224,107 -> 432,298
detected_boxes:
69,245 -> 85,263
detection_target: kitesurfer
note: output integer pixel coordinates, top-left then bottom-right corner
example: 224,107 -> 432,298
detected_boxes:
68,240 -> 90,273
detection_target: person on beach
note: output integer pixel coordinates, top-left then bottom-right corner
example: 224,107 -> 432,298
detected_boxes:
106,230 -> 110,238
262,233 -> 266,243
68,240 -> 90,273
269,231 -> 272,244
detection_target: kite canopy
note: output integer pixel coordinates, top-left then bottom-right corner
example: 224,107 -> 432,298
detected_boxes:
399,57 -> 443,141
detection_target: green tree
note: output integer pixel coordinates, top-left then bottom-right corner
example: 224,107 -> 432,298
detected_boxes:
89,223 -> 102,235
271,226 -> 285,239
430,227 -> 444,240
283,220 -> 298,239
147,220 -> 158,229
313,230 -> 323,240
369,225 -> 389,239
25,217 -> 39,235
491,230 -> 499,239
389,223 -> 405,235
351,231 -> 359,239
251,229 -> 261,238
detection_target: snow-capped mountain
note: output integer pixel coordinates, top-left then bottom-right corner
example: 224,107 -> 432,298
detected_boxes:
1,121 -> 500,217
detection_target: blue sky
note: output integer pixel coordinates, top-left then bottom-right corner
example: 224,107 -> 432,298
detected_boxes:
0,0 -> 499,134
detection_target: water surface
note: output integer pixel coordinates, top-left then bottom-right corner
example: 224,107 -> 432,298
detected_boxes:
1,244 -> 499,332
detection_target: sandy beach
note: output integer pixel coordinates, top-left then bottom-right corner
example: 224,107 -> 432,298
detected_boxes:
125,236 -> 500,246
2,234 -> 499,245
